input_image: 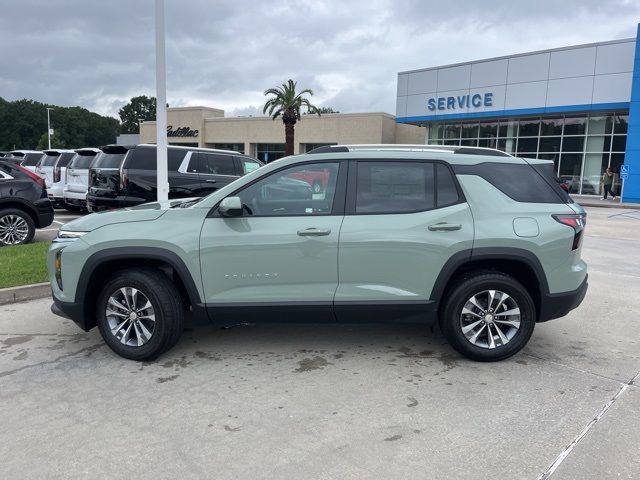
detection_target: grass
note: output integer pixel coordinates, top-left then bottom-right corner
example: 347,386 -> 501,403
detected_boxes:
0,241 -> 50,288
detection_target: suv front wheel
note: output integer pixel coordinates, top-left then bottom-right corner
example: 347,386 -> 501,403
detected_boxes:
96,269 -> 184,360
440,272 -> 536,362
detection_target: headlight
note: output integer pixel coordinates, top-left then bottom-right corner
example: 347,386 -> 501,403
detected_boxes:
55,230 -> 88,241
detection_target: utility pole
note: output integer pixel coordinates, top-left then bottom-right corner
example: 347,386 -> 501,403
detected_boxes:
155,0 -> 169,202
46,108 -> 53,149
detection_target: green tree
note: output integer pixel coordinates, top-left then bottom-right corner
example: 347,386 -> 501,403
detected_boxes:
307,106 -> 339,114
0,98 -> 119,151
118,95 -> 157,134
263,80 -> 320,157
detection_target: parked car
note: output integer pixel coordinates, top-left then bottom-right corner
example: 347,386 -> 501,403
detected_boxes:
35,149 -> 77,210
0,160 -> 54,246
287,167 -> 332,193
5,150 -> 43,173
86,144 -> 262,212
49,145 -> 588,361
63,148 -> 101,210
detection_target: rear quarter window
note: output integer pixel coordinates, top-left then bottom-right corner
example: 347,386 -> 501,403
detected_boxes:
453,162 -> 569,204
125,147 -> 186,171
21,153 -> 43,166
41,155 -> 59,167
93,152 -> 126,168
71,153 -> 97,169
57,152 -> 75,167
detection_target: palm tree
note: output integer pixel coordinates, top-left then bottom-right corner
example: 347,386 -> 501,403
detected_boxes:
263,79 -> 320,157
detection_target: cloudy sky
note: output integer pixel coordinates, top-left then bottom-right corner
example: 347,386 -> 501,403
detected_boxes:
1,0 -> 639,119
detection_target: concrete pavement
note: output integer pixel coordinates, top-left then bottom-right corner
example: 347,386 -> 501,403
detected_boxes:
0,206 -> 639,479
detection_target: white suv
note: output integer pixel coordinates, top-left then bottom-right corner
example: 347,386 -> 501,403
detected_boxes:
36,149 -> 77,210
63,148 -> 101,210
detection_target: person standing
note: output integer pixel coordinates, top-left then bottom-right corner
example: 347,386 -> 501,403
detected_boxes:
601,167 -> 616,200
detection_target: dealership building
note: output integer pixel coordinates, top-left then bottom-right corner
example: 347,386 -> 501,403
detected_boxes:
396,28 -> 640,203
139,107 -> 425,163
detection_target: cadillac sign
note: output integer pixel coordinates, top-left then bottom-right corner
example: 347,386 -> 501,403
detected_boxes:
167,125 -> 199,138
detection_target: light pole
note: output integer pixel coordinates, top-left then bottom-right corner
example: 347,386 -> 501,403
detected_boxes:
155,0 -> 169,202
46,108 -> 53,149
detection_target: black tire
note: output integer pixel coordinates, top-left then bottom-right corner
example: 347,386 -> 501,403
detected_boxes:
312,181 -> 323,194
0,208 -> 35,246
96,268 -> 184,361
439,272 -> 536,362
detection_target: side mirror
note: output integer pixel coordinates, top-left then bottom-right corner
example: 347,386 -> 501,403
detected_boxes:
219,196 -> 243,217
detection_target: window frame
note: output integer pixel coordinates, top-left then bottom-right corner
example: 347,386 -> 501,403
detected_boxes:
345,158 -> 465,216
208,159 -> 348,218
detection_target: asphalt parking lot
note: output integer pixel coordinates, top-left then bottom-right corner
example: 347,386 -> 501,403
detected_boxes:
33,210 -> 84,243
1,206 -> 639,479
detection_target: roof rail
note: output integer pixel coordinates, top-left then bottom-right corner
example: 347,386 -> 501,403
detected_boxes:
307,144 -> 512,157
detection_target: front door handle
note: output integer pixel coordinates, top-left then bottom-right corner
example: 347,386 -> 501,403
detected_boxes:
428,223 -> 462,232
205,179 -> 217,183
297,228 -> 331,237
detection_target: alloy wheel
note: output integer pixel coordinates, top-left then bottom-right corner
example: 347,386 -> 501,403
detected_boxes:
459,289 -> 521,349
105,287 -> 156,347
0,214 -> 29,245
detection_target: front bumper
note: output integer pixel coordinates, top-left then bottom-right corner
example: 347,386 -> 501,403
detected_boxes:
538,275 -> 588,322
51,298 -> 92,332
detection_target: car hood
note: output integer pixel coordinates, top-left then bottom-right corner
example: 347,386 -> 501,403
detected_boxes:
60,198 -> 198,232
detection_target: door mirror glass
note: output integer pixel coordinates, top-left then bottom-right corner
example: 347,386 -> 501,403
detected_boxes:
219,196 -> 243,217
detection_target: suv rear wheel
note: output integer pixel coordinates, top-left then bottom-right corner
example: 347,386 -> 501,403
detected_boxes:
0,208 -> 35,246
96,269 -> 184,360
440,272 -> 536,362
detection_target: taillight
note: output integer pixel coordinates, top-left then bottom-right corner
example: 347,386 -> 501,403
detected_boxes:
16,164 -> 45,187
54,166 -> 61,183
120,169 -> 128,189
553,213 -> 586,250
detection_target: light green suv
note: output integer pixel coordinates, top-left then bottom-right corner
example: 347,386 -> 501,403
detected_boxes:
48,145 -> 588,362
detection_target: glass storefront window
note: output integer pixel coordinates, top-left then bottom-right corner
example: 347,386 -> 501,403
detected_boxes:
581,152 -> 609,196
561,136 -> 585,152
461,123 -> 479,139
611,135 -> 627,152
517,137 -> 538,153
428,125 -> 443,140
610,153 -> 625,195
587,115 -> 613,135
518,118 -> 540,137
478,138 -> 498,148
256,143 -> 285,163
444,124 -> 461,139
585,135 -> 611,152
559,153 -> 583,193
540,117 -> 563,136
563,116 -> 587,135
443,139 -> 460,146
460,139 -> 478,146
498,120 -> 518,137
212,143 -> 245,153
614,114 -> 628,134
538,136 -> 561,153
479,122 -> 498,138
497,138 -> 517,154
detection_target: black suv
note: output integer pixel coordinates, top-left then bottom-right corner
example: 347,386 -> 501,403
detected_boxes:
87,144 -> 262,211
0,160 -> 54,246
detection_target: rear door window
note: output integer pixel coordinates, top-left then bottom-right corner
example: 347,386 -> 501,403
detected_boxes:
436,163 -> 460,207
237,157 -> 261,174
93,152 -> 126,168
355,161 -> 435,214
199,153 -> 236,175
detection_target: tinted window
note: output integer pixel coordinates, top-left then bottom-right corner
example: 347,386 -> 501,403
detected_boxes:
356,162 -> 434,214
452,162 -> 569,204
436,163 -> 459,206
238,157 -> 261,174
127,148 -> 156,170
199,154 -> 236,175
93,152 -> 126,168
21,153 -> 42,166
168,149 -> 187,170
57,152 -> 75,167
234,162 -> 339,216
41,155 -> 59,167
72,153 -> 97,169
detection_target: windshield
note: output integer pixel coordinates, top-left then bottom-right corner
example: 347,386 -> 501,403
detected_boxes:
21,153 -> 43,166
41,155 -> 60,167
92,152 -> 126,168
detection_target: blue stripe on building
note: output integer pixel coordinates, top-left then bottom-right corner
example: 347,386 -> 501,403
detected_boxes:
623,24 -> 640,203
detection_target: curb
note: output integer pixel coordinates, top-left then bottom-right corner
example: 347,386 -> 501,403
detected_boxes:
0,282 -> 51,306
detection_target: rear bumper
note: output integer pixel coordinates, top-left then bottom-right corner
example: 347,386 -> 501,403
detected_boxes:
51,298 -> 91,332
538,275 -> 588,322
34,199 -> 54,228
86,195 -> 140,212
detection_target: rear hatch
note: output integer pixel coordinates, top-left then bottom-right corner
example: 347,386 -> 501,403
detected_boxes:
89,145 -> 129,198
67,149 -> 99,193
18,152 -> 44,172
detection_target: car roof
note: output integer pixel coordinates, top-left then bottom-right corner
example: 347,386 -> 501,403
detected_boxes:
100,143 -> 255,158
10,150 -> 42,155
43,149 -> 76,155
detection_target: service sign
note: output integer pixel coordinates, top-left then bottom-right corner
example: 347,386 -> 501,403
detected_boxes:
427,92 -> 494,112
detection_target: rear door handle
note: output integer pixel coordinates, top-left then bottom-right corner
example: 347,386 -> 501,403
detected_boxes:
428,223 -> 462,231
297,228 -> 331,237
205,179 -> 217,183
